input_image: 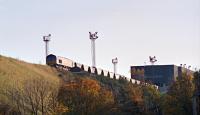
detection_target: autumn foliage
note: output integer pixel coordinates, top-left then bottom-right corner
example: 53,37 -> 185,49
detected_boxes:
58,78 -> 115,115
3,55 -> 199,115
161,73 -> 195,115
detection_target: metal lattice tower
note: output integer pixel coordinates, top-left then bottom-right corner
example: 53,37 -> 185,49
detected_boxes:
89,32 -> 98,68
112,57 -> 118,74
43,34 -> 51,58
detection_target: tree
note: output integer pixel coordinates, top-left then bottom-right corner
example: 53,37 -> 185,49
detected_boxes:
161,73 -> 194,115
23,76 -> 61,115
142,85 -> 161,115
193,71 -> 200,115
58,78 -> 114,115
121,83 -> 144,114
0,76 -> 61,115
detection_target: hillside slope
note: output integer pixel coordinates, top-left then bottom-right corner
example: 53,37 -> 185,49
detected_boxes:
0,55 -> 61,114
0,55 -> 59,81
0,55 -> 160,115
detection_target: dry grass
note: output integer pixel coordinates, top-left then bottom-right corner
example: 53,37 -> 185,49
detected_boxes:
0,55 -> 61,114
0,55 -> 59,83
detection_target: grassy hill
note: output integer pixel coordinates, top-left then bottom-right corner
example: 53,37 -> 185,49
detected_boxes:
0,55 -> 59,81
0,55 -> 61,114
0,55 -> 160,115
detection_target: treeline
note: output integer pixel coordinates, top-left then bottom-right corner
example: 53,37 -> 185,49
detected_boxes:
58,74 -> 161,115
161,71 -> 200,115
0,55 -> 199,115
1,70 -> 199,115
0,68 -> 161,115
0,75 -> 60,114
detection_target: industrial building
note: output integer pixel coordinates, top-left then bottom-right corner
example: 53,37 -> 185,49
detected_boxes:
131,65 -> 192,92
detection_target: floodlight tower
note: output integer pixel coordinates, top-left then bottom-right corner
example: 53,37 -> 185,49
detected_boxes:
43,34 -> 51,58
112,57 -> 118,74
89,32 -> 98,68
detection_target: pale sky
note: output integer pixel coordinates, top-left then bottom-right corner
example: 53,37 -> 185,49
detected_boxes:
0,0 -> 200,77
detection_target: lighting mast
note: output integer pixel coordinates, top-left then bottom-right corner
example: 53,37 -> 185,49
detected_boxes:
89,32 -> 98,69
112,57 -> 118,74
43,34 -> 51,58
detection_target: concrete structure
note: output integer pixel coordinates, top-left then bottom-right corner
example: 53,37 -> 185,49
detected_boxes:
131,65 -> 193,92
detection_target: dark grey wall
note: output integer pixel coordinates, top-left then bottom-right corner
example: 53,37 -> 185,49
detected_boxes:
131,65 -> 178,87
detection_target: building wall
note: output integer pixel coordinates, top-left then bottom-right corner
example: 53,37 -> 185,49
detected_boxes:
131,66 -> 145,81
131,64 -> 193,92
131,65 -> 181,87
145,65 -> 175,86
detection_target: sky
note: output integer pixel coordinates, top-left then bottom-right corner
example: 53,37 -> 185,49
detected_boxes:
0,0 -> 200,77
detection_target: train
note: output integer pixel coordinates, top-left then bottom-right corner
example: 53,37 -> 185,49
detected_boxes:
46,54 -> 158,87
